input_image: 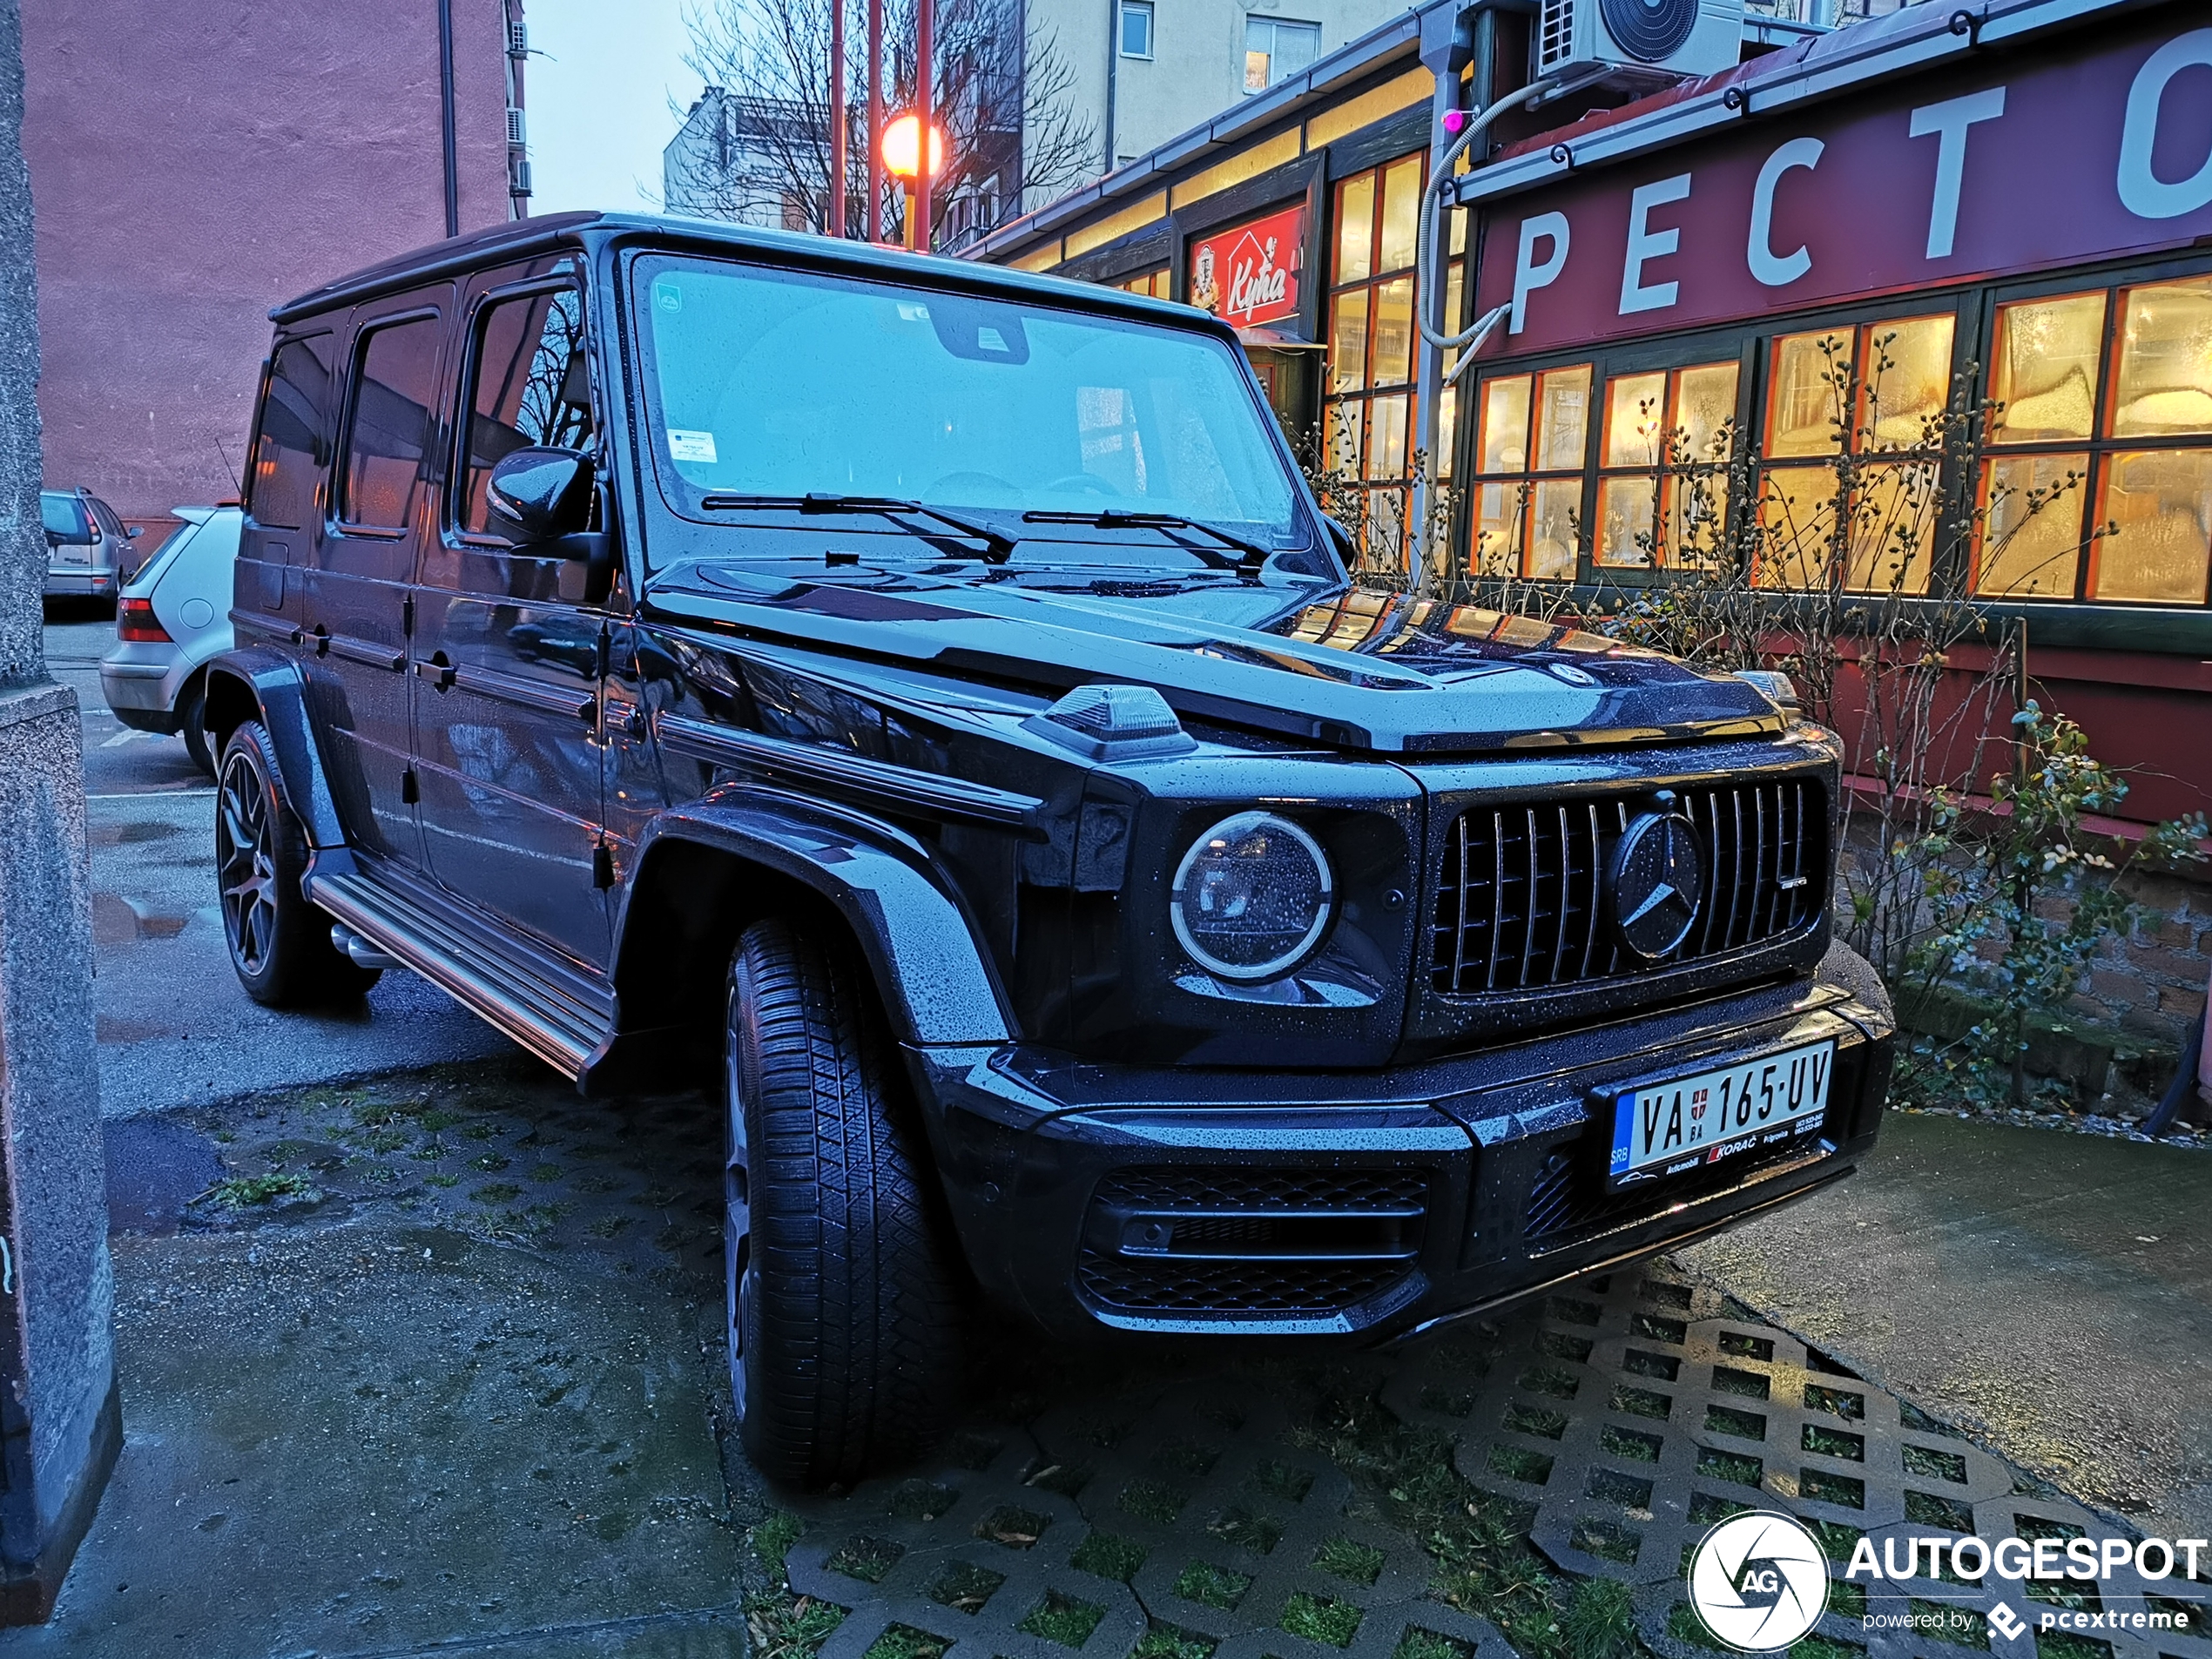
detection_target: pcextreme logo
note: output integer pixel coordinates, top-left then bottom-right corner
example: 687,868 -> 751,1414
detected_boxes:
1687,1512 -> 1831,1651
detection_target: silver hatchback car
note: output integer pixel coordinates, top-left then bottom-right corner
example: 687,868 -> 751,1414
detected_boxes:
98,505 -> 240,774
43,488 -> 136,601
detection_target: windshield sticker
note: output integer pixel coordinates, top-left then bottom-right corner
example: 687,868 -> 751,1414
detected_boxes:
667,428 -> 718,463
653,282 -> 683,313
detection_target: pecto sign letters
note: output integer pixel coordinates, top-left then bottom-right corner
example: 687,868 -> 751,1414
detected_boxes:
1471,18 -> 2212,355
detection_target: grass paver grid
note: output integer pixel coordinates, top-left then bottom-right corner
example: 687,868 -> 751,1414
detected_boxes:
756,1264 -> 2212,1659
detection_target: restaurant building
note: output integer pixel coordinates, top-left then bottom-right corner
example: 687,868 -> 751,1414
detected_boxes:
966,0 -> 2212,831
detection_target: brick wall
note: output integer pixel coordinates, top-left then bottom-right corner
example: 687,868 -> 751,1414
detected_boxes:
2069,870 -> 2212,1042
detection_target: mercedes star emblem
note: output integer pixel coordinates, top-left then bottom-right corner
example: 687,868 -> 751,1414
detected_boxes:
1610,808 -> 1705,961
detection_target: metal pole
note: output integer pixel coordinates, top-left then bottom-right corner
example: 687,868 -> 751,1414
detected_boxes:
867,0 -> 883,240
438,0 -> 459,237
915,0 -> 933,250
829,0 -> 847,236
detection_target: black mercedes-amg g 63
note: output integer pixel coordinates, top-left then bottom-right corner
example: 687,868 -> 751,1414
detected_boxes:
206,212 -> 1892,1488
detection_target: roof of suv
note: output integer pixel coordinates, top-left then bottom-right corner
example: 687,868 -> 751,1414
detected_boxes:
270,211 -> 1207,336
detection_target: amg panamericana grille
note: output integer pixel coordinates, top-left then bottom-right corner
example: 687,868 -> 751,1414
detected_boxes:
1431,779 -> 1824,995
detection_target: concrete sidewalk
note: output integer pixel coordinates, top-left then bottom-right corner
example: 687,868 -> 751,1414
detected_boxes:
1678,1108 -> 2212,1535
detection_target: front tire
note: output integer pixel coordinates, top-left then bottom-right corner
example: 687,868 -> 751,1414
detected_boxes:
725,918 -> 962,1488
216,720 -> 381,1007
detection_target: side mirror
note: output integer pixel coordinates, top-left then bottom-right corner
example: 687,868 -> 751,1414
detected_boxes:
126,524 -> 143,539
1321,516 -> 1358,566
487,446 -> 595,544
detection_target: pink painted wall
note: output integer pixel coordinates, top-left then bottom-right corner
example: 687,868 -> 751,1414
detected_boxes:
20,0 -> 518,522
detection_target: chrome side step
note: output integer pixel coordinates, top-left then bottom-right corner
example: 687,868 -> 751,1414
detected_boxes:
307,867 -> 612,1078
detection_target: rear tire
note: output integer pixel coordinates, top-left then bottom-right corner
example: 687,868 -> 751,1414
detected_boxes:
725,917 -> 962,1488
216,719 -> 381,1007
179,677 -> 213,777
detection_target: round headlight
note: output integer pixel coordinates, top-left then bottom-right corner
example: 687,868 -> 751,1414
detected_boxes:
1170,811 -> 1334,981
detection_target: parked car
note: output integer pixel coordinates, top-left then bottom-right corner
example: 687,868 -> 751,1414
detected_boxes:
98,506 -> 241,774
42,487 -> 137,603
202,213 -> 1895,1489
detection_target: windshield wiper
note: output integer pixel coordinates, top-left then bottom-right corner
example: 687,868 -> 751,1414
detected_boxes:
1021,509 -> 1270,571
698,491 -> 1015,563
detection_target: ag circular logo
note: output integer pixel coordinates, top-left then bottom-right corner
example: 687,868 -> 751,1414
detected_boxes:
1687,1511 -> 1831,1652
1610,810 -> 1704,961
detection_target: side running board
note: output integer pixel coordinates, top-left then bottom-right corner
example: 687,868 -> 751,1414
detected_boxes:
307,867 -> 613,1079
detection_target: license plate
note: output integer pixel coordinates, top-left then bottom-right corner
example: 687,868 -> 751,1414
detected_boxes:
1606,1039 -> 1835,1188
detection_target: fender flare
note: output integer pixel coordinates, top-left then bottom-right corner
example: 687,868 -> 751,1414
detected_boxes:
202,647 -> 348,849
621,799 -> 1015,1048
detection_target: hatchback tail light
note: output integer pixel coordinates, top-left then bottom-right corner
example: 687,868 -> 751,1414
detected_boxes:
116,597 -> 170,643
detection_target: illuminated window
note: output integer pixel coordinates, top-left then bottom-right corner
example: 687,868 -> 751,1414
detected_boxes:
1973,276 -> 2212,605
1117,267 -> 1171,300
1756,314 -> 1951,595
1244,16 -> 1318,91
1467,363 -> 1591,581
1592,361 -> 1738,568
1325,153 -> 1442,569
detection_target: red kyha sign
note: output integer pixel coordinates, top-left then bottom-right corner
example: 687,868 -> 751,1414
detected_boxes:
1189,204 -> 1305,328
1472,16 -> 2212,356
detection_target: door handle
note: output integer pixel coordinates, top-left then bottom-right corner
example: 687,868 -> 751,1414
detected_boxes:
414,651 -> 455,691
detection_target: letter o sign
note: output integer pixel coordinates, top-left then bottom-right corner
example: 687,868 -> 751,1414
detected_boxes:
2118,28 -> 2212,219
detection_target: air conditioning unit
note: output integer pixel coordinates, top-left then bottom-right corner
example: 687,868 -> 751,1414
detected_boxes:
506,107 -> 527,146
1537,0 -> 1743,83
511,158 -> 533,197
509,20 -> 528,57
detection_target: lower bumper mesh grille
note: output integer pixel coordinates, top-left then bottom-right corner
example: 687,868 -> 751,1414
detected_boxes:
1077,1166 -> 1427,1318
1076,1256 -> 1410,1315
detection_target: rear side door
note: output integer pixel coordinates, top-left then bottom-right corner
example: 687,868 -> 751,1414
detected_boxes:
409,264 -> 612,969
238,331 -> 335,627
302,289 -> 453,867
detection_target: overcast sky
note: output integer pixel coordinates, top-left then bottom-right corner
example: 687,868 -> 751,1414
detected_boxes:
525,0 -> 705,215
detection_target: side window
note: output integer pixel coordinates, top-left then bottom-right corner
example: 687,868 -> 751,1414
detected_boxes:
459,287 -> 592,538
249,334 -> 335,530
339,314 -> 443,532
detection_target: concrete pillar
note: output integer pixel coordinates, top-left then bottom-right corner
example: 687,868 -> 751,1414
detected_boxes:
0,0 -> 120,1623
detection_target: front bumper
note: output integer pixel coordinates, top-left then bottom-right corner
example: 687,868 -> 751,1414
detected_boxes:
911,944 -> 1892,1342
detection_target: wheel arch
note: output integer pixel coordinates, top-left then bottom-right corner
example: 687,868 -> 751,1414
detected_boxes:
594,800 -> 1015,1092
202,647 -> 347,848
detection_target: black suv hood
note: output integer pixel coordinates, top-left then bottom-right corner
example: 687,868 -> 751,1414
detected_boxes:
645,565 -> 1783,755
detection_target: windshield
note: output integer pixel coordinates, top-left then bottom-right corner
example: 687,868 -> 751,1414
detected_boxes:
632,254 -> 1305,565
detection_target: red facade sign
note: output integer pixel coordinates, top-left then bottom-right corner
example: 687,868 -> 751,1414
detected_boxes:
1189,204 -> 1306,328
1471,17 -> 2212,356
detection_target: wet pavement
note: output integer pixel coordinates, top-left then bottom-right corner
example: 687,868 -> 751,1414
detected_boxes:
6,1068 -> 2204,1659
47,613 -> 516,1118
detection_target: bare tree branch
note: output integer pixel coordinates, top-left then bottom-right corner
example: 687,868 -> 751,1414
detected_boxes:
668,0 -> 1096,247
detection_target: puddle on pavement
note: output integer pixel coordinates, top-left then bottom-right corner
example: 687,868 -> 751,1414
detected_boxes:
92,892 -> 199,943
98,1015 -> 182,1044
92,819 -> 190,847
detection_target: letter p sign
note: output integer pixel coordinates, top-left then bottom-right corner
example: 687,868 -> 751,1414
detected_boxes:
1510,212 -> 1569,335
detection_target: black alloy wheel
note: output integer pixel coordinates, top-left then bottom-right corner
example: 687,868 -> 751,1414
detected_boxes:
215,719 -> 380,1007
723,917 -> 962,1488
